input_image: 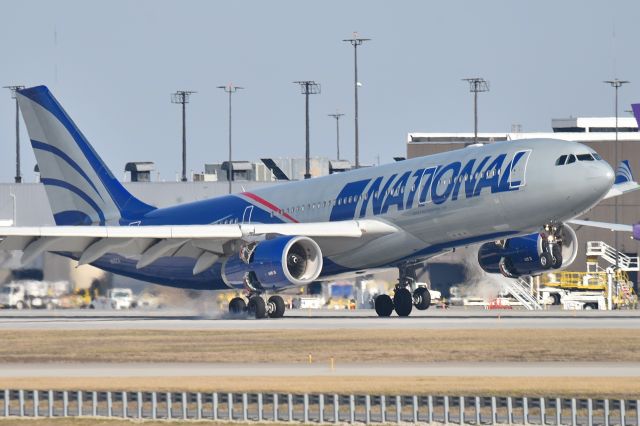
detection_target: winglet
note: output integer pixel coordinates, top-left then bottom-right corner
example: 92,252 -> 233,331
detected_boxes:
615,160 -> 634,184
632,104 -> 640,128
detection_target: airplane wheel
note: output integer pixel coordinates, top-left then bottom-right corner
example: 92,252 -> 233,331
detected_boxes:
228,297 -> 246,315
247,296 -> 267,319
413,287 -> 431,310
539,252 -> 552,269
551,246 -> 563,268
267,295 -> 286,318
374,294 -> 394,317
393,288 -> 413,317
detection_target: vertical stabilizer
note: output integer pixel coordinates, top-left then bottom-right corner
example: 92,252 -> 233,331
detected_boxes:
632,103 -> 640,128
16,86 -> 155,225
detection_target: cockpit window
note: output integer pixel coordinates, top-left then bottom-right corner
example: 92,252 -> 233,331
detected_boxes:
577,153 -> 594,161
555,155 -> 568,166
566,154 -> 576,164
592,153 -> 602,160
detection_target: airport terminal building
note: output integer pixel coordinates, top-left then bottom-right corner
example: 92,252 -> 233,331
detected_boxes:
407,116 -> 640,280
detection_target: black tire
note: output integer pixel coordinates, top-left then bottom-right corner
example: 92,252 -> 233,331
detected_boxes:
539,252 -> 552,269
413,287 -> 431,310
551,245 -> 563,268
267,295 -> 286,318
374,294 -> 394,317
550,293 -> 561,306
393,288 -> 413,317
247,296 -> 267,319
228,297 -> 246,315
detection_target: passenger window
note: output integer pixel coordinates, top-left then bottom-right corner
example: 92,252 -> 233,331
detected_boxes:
555,155 -> 567,166
567,154 -> 576,164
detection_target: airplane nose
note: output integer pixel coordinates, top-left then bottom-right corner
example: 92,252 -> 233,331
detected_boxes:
588,161 -> 615,196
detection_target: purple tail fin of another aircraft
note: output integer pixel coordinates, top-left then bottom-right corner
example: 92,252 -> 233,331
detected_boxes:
632,103 -> 640,127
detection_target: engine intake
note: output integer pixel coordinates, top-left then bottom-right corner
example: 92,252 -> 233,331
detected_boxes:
223,235 -> 323,289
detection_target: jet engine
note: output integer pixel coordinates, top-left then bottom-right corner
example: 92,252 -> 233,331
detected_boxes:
222,235 -> 324,289
477,224 -> 578,278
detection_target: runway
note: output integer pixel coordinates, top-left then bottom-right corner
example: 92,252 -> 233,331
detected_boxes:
0,308 -> 639,330
0,362 -> 637,377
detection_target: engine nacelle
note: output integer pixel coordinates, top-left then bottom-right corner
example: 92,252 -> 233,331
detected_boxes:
478,224 -> 578,278
222,235 -> 323,289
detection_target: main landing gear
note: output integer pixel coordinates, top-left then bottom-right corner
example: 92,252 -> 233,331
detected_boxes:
228,294 -> 285,319
374,269 -> 432,317
228,272 -> 286,319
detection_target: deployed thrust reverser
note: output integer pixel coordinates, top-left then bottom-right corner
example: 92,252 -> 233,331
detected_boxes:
223,235 -> 323,318
477,224 -> 578,278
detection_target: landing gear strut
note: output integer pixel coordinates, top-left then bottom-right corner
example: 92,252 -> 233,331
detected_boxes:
374,265 -> 432,317
542,223 -> 564,269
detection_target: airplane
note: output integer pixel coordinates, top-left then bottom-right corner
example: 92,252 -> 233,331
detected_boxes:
0,85 -> 636,319
567,103 -> 640,238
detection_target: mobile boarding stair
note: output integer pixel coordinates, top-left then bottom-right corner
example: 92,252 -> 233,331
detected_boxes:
503,277 -> 543,310
586,241 -> 639,308
586,241 -> 640,272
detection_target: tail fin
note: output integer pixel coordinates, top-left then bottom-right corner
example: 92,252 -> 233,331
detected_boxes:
16,86 -> 155,225
633,103 -> 640,128
615,160 -> 634,184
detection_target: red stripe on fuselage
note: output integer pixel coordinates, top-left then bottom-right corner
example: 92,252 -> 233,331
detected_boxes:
242,192 -> 299,223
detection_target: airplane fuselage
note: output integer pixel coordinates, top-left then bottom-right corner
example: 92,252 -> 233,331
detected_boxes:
90,138 -> 613,290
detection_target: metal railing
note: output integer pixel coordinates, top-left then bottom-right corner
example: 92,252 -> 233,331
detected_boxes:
586,241 -> 640,271
504,277 -> 543,310
0,389 -> 637,424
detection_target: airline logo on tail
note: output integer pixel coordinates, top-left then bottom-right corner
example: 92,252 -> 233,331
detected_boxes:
16,86 -> 155,226
615,160 -> 634,184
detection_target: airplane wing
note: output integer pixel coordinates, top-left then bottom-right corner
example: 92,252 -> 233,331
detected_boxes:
567,219 -> 633,233
0,219 -> 399,274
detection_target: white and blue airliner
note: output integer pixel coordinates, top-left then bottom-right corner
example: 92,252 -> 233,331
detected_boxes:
0,86 -> 636,318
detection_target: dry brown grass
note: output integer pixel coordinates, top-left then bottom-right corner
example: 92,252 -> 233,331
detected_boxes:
0,376 -> 637,399
0,329 -> 638,363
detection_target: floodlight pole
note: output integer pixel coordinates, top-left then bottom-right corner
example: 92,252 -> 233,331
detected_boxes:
604,78 -> 630,279
343,34 -> 370,168
294,81 -> 320,179
462,78 -> 490,144
4,86 -> 25,183
328,112 -> 345,160
171,90 -> 196,182
218,84 -> 244,194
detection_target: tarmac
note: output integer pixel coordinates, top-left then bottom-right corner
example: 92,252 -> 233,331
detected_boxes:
0,362 -> 637,377
0,308 -> 639,330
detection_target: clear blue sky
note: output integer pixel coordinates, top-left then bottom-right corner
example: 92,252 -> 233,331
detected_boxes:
0,0 -> 638,182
